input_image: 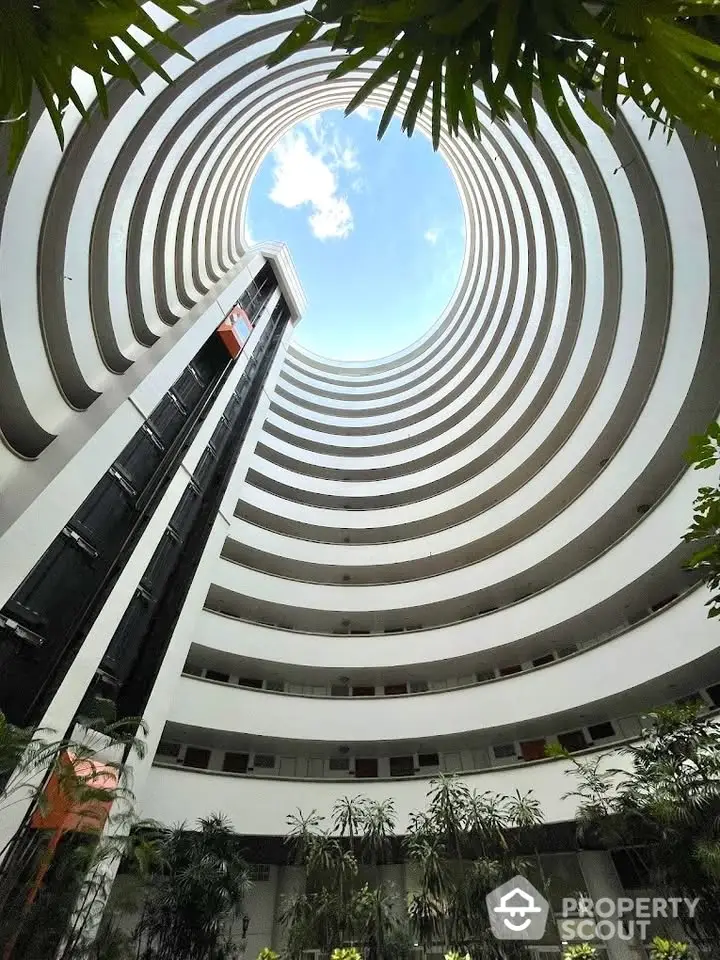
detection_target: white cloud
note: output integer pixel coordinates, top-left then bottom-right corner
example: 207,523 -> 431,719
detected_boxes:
424,227 -> 441,245
355,105 -> 379,122
267,115 -> 359,240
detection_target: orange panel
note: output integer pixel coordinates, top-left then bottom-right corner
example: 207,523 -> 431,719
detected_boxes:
31,751 -> 118,834
217,324 -> 242,357
217,306 -> 251,357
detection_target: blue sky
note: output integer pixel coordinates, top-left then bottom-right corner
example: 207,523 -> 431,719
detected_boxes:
246,109 -> 465,361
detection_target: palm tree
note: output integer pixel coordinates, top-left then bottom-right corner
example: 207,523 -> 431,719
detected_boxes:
560,702 -> 720,950
282,799 -> 403,960
353,883 -> 400,960
332,795 -> 368,846
0,707 -> 148,960
405,774 -> 543,959
233,0 -> 720,150
55,815 -> 165,960
135,813 -> 250,960
0,0 -> 199,172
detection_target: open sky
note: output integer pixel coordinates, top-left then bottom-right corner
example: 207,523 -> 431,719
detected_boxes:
246,108 -> 465,362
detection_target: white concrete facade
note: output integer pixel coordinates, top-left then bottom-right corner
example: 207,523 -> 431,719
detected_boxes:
0,3 -> 719,957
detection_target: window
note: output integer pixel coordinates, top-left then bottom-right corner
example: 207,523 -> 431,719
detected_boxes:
520,740 -> 546,762
352,685 -> 375,697
493,743 -> 517,760
355,758 -> 378,778
265,679 -> 285,692
183,747 -> 211,770
141,531 -> 181,598
237,677 -> 263,689
148,393 -> 186,448
475,670 -> 495,682
532,654 -> 554,667
102,588 -> 153,682
171,368 -> 204,413
331,685 -> 349,697
115,426 -> 164,492
72,471 -> 136,558
558,730 -> 588,753
209,418 -> 230,457
253,754 -> 276,769
205,669 -> 230,684
588,721 -> 615,741
247,864 -> 270,882
499,664 -> 521,676
706,683 -> 720,708
409,681 -> 429,693
390,756 -> 414,777
611,849 -> 653,889
676,694 -> 703,709
223,752 -> 249,774
418,753 -> 439,768
168,486 -> 200,542
156,741 -> 181,758
329,757 -> 350,771
183,662 -> 202,676
384,683 -> 408,696
193,449 -> 216,492
556,645 -> 577,658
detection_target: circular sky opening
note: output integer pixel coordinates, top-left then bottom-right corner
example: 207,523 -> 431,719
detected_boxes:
246,108 -> 465,362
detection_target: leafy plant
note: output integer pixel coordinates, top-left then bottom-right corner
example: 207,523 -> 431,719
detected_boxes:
55,815 -> 165,960
562,946 -> 598,960
405,774 -> 543,958
331,949 -> 362,960
280,798 -> 402,960
0,0 -> 200,172
133,813 -> 249,960
649,936 -> 692,960
0,707 -> 149,960
232,0 -> 720,150
257,949 -> 281,960
683,421 -> 720,617
561,702 -> 720,949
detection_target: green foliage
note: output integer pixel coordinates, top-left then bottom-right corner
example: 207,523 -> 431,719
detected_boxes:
544,741 -> 570,759
649,936 -> 692,960
0,706 -> 148,838
54,815 -> 165,960
257,949 -> 281,960
562,702 -> 720,947
405,774 -> 543,958
0,0 -> 200,172
232,0 -> 720,150
331,949 -> 362,960
562,945 -> 598,960
281,798 -> 401,960
0,707 -> 150,960
683,422 -> 720,617
282,782 -> 540,960
135,813 -> 249,960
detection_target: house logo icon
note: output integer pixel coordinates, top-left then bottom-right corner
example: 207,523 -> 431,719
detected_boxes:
485,875 -> 549,940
